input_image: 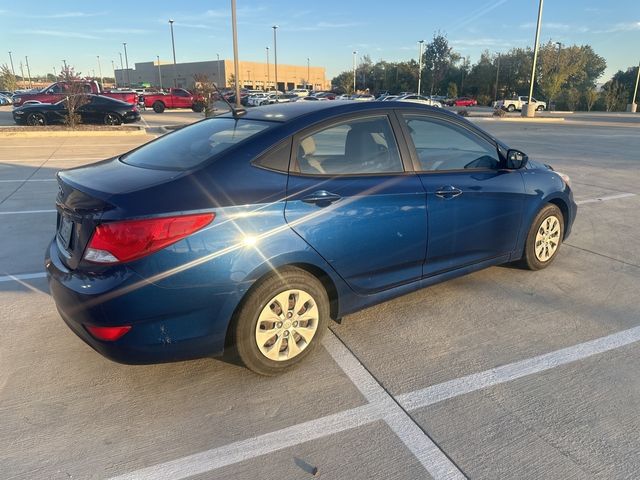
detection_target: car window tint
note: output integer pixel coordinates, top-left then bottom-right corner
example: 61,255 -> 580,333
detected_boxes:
252,139 -> 291,172
122,118 -> 273,170
402,115 -> 500,171
296,115 -> 403,175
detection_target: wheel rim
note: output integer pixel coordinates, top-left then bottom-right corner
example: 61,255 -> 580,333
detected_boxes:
255,289 -> 319,362
534,215 -> 561,262
28,113 -> 45,126
105,114 -> 119,125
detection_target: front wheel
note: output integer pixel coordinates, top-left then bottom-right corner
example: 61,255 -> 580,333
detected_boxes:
521,204 -> 564,270
26,112 -> 47,126
232,267 -> 329,376
507,104 -> 516,112
152,101 -> 165,113
536,105 -> 545,111
192,102 -> 205,113
104,113 -> 122,125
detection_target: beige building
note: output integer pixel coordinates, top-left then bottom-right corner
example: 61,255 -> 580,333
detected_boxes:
115,59 -> 329,91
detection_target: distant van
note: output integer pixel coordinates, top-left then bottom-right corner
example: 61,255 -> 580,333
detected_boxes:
288,88 -> 310,97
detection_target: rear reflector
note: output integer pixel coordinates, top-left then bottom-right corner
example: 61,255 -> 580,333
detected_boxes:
84,213 -> 214,264
85,324 -> 131,341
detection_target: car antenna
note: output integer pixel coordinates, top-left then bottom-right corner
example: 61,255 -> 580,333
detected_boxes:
211,82 -> 246,118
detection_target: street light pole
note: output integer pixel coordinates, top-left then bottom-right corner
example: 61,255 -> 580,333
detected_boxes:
494,53 -> 501,102
272,25 -> 279,100
122,43 -> 130,87
631,61 -> 640,112
8,51 -> 15,77
169,19 -> 177,87
111,60 -> 117,87
524,0 -> 544,117
97,55 -> 103,87
417,40 -> 424,95
157,55 -> 163,90
307,57 -> 310,90
217,53 -> 221,87
352,50 -> 357,93
24,56 -> 32,88
231,0 -> 241,107
19,62 -> 25,89
265,47 -> 270,91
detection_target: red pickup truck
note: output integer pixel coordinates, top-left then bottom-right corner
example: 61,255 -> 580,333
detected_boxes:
142,88 -> 205,113
12,81 -> 138,107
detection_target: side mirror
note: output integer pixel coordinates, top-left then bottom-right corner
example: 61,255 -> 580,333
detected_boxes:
506,149 -> 528,169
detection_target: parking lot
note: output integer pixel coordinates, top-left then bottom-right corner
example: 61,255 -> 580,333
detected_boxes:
1,114 -> 639,479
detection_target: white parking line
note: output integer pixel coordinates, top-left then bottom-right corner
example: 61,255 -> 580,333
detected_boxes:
576,193 -> 636,205
0,157 -> 105,163
0,179 -> 56,183
0,272 -> 47,283
108,324 -> 640,480
0,209 -> 56,215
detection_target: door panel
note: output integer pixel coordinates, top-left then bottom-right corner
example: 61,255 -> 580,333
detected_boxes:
285,114 -> 427,294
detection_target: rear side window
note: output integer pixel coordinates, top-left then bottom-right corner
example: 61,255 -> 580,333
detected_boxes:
122,118 -> 272,170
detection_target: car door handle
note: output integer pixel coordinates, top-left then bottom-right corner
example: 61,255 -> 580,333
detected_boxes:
301,191 -> 342,205
434,186 -> 463,199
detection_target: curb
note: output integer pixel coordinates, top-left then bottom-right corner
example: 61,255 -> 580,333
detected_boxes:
0,127 -> 148,138
473,117 -> 565,123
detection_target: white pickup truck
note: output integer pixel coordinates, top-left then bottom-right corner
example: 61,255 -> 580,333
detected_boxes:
493,96 -> 546,112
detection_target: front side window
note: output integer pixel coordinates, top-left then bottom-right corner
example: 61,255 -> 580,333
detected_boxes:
402,115 -> 500,171
122,118 -> 273,170
295,115 -> 403,175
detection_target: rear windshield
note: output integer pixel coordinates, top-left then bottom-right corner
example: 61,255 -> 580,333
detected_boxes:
121,118 -> 272,170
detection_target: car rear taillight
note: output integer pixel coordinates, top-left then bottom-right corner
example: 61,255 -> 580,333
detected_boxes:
85,324 -> 131,341
84,213 -> 214,264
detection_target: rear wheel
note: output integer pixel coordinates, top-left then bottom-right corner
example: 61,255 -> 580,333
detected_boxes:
103,113 -> 122,125
536,105 -> 545,111
507,104 -> 516,112
152,101 -> 165,113
191,102 -> 205,113
26,112 -> 47,126
521,204 -> 564,270
232,267 -> 329,376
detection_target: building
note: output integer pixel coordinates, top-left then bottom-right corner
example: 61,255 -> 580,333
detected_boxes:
114,59 -> 329,91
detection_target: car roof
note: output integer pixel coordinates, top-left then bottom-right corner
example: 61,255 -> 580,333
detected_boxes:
218,100 -> 460,124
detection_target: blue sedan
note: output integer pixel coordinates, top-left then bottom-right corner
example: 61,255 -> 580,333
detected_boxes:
46,101 -> 577,375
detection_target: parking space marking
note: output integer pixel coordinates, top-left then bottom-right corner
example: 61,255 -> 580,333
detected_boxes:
0,209 -> 56,215
0,179 -> 56,183
0,157 -> 105,163
397,324 -> 640,411
109,324 -> 640,480
323,332 -> 466,479
0,272 -> 47,283
576,193 -> 636,205
108,403 -> 383,480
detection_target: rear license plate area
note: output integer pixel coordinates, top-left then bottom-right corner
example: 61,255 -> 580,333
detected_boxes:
58,215 -> 73,250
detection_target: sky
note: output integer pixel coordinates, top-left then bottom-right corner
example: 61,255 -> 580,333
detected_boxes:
1,0 -> 638,83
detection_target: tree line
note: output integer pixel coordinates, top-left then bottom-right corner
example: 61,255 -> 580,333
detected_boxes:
331,34 -> 638,111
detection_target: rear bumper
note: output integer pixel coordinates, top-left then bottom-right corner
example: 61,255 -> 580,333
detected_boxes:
45,239 -> 233,364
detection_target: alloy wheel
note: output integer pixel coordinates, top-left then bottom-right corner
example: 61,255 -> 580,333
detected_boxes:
534,215 -> 561,262
255,289 -> 319,361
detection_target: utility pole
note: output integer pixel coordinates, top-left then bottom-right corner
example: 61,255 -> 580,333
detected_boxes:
353,50 -> 357,93
157,55 -> 163,90
24,56 -> 32,88
265,48 -> 270,90
273,25 -> 279,100
494,53 -> 501,102
8,51 -> 16,77
417,40 -> 424,95
97,55 -> 103,87
231,0 -> 241,107
523,0 -> 544,117
122,43 -> 130,87
631,61 -> 640,113
169,19 -> 177,87
307,57 -> 310,90
217,53 -> 221,87
19,61 -> 25,89
111,60 -> 117,87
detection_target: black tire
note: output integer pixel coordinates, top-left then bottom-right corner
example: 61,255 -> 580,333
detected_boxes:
232,267 -> 330,376
520,203 -> 564,270
191,102 -> 205,113
152,101 -> 165,113
507,104 -> 516,112
536,105 -> 545,111
26,112 -> 47,126
104,113 -> 122,125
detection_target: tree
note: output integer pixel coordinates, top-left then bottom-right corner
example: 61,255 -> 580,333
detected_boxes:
59,65 -> 89,128
0,64 -> 18,91
447,82 -> 457,98
537,42 -> 585,105
331,71 -> 354,93
584,88 -> 598,112
602,80 -> 627,111
422,33 -> 460,95
193,73 -> 217,118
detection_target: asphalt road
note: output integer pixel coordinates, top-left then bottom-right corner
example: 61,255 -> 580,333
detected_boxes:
1,117 -> 639,479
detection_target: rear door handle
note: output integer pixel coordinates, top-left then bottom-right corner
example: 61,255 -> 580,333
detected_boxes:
434,186 -> 463,199
301,190 -> 342,205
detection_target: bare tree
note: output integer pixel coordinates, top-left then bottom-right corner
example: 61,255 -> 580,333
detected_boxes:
193,73 -> 217,118
59,65 -> 89,128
